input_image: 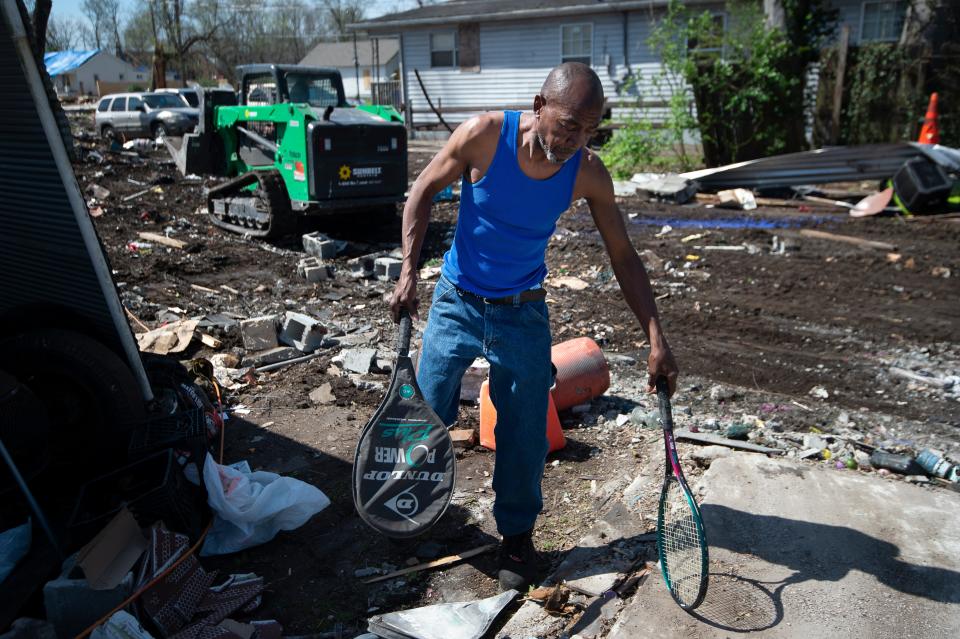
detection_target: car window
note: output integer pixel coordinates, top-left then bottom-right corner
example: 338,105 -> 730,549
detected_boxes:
142,94 -> 188,109
128,96 -> 144,111
97,99 -> 111,112
183,92 -> 199,107
110,97 -> 126,112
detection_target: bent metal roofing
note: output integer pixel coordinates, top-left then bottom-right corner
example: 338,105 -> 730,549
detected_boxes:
44,49 -> 100,76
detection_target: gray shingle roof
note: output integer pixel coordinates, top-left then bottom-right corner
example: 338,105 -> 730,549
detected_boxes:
299,38 -> 399,69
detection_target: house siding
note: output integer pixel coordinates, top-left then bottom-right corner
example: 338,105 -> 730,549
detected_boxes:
395,0 -> 881,131
402,6 -> 726,128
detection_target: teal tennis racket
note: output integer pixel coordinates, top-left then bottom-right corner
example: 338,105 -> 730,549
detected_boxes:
656,376 -> 709,609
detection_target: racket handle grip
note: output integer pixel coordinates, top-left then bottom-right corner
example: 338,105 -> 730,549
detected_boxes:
398,310 -> 412,357
656,376 -> 673,430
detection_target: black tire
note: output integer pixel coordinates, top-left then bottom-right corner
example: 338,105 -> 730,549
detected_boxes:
0,329 -> 146,467
152,123 -> 168,138
100,124 -> 115,141
256,171 -> 294,239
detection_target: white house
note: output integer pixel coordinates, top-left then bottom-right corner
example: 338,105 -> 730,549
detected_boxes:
44,49 -> 148,97
351,0 -> 913,131
299,38 -> 400,107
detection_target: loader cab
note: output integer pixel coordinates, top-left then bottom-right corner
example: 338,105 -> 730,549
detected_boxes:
237,64 -> 348,109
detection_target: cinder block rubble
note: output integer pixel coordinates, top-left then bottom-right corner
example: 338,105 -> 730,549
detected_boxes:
374,256 -> 402,281
279,311 -> 327,353
239,315 -> 278,350
297,257 -> 331,283
302,231 -> 338,260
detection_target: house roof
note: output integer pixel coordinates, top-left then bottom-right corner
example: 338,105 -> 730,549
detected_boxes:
44,50 -> 100,76
299,38 -> 399,68
351,0 -> 709,31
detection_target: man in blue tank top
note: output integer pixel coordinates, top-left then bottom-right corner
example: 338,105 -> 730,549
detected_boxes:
390,62 -> 678,591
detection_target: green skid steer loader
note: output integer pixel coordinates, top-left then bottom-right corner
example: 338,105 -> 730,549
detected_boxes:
166,64 -> 407,238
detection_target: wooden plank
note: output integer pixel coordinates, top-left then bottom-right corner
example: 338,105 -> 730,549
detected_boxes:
189,283 -> 219,294
197,332 -> 222,348
830,25 -> 850,145
138,232 -> 186,250
363,543 -> 496,584
799,228 -> 896,251
674,429 -> 785,455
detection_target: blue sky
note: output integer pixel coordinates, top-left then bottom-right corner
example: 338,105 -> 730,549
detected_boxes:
52,0 -> 414,24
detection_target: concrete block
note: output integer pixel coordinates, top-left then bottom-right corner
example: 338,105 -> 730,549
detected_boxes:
450,429 -> 477,448
302,231 -> 338,259
297,257 -> 330,282
242,346 -> 299,368
43,555 -> 134,638
374,256 -> 402,281
346,253 -> 383,279
279,311 -> 327,353
239,315 -> 278,351
342,348 -> 377,374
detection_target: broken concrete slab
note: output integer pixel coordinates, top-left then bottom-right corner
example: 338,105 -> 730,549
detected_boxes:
450,429 -> 477,448
608,455 -> 960,638
309,383 -> 336,405
243,346 -> 299,368
239,315 -> 278,351
342,348 -> 377,374
632,175 -> 698,204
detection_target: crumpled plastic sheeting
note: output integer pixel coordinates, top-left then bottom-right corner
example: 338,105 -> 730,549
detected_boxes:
201,454 -> 330,556
0,520 -> 31,584
367,590 -> 517,639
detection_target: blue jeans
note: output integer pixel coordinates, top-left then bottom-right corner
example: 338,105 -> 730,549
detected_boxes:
417,275 -> 552,536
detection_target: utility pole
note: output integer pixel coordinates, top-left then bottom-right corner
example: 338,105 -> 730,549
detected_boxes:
353,32 -> 360,103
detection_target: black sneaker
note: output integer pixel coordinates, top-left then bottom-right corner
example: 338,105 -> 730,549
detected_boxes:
498,529 -> 540,591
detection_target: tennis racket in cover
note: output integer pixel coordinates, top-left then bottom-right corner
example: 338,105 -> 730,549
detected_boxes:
655,376 -> 709,610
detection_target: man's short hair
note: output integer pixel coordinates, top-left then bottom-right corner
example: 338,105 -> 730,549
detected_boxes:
540,62 -> 604,112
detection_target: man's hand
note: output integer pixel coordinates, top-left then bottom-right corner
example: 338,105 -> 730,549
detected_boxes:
390,271 -> 419,323
646,337 -> 679,397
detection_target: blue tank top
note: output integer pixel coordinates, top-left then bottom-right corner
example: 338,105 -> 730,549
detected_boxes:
441,110 -> 582,297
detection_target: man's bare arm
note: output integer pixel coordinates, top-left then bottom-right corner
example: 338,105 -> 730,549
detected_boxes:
578,152 -> 680,395
389,116 -> 495,322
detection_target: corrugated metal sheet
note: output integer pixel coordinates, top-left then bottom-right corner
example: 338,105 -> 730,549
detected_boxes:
43,49 -> 99,76
681,143 -> 960,190
0,1 -> 150,398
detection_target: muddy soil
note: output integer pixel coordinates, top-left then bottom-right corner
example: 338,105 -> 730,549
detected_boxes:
69,114 -> 959,635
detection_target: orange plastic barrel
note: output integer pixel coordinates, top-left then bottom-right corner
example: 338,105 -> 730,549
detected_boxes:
550,337 -> 610,411
479,380 -> 565,452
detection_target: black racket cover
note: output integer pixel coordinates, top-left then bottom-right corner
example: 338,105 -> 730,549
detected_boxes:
351,313 -> 456,537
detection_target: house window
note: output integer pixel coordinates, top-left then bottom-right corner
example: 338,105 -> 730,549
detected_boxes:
93,74 -> 99,81
860,1 -> 906,42
119,73 -> 124,80
430,32 -> 457,68
561,23 -> 592,65
688,13 -> 726,55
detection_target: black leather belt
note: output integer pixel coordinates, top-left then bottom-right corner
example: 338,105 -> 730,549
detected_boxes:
455,286 -> 547,305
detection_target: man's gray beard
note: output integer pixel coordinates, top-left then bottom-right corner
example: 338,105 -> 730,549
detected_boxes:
536,131 -> 566,164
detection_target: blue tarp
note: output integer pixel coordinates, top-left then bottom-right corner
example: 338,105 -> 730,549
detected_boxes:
44,50 -> 99,76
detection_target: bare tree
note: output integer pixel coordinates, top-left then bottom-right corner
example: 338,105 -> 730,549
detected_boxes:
81,0 -> 120,51
324,0 -> 365,37
45,15 -> 88,51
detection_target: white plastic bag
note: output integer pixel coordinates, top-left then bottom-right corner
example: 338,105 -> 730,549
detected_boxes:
200,453 -> 330,556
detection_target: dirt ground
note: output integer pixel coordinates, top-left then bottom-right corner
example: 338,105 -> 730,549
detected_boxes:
68,114 -> 959,636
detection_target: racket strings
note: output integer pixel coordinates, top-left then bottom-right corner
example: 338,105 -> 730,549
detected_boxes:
660,480 -> 706,606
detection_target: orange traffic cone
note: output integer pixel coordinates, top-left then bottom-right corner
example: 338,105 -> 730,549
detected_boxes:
918,92 -> 940,145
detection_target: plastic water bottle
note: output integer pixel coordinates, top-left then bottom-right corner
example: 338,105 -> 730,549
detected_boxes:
916,449 -> 959,482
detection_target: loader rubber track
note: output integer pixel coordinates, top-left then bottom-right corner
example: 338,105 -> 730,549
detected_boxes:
208,170 -> 293,239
